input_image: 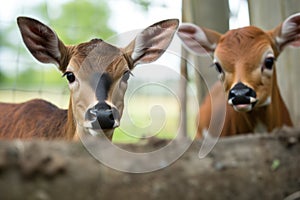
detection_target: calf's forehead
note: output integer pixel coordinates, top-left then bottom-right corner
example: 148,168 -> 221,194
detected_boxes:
70,39 -> 126,76
215,27 -> 274,67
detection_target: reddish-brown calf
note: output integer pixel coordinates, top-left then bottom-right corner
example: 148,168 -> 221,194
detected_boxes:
178,13 -> 300,137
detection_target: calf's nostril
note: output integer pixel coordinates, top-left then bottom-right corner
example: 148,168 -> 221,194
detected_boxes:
108,112 -> 114,120
96,109 -> 115,129
86,108 -> 97,121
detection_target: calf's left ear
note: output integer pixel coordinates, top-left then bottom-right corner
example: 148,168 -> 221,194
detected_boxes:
124,19 -> 179,69
271,13 -> 300,51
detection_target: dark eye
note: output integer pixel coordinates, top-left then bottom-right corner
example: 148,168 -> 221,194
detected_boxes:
214,62 -> 223,74
122,71 -> 131,82
264,57 -> 275,70
63,71 -> 76,83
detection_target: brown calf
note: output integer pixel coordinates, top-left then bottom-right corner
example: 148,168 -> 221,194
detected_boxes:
178,13 -> 300,137
0,17 -> 179,140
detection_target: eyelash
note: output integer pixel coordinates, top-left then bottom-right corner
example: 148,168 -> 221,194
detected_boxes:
122,70 -> 132,82
213,62 -> 223,74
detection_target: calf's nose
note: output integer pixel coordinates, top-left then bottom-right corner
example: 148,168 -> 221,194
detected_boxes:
86,102 -> 118,129
228,82 -> 256,105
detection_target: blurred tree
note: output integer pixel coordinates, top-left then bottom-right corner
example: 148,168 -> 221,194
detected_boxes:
130,0 -> 167,11
27,0 -> 114,44
0,71 -> 7,84
49,0 -> 114,44
131,0 -> 152,11
1,0 -> 114,54
0,0 -> 114,85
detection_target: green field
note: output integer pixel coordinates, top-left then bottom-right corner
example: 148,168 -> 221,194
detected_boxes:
0,91 -> 197,142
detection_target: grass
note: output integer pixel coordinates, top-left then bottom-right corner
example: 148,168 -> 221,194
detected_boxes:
0,89 -> 69,108
113,95 -> 181,143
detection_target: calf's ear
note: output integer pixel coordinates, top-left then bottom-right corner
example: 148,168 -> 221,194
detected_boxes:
17,16 -> 70,72
270,13 -> 300,51
124,19 -> 179,69
177,23 -> 221,55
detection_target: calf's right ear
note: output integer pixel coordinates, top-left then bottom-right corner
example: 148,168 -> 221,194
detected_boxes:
177,23 -> 221,56
17,17 -> 69,72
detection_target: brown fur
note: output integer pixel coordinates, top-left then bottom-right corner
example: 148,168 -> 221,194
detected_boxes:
0,99 -> 75,139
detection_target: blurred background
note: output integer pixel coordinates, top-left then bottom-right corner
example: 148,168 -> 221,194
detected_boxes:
1,0 -> 299,142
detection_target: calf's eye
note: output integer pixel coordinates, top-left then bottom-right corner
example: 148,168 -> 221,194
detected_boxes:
122,71 -> 132,82
63,71 -> 76,83
214,62 -> 223,74
264,57 -> 275,70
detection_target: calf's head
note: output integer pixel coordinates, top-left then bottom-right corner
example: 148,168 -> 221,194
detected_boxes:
178,13 -> 300,112
17,17 -> 178,138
